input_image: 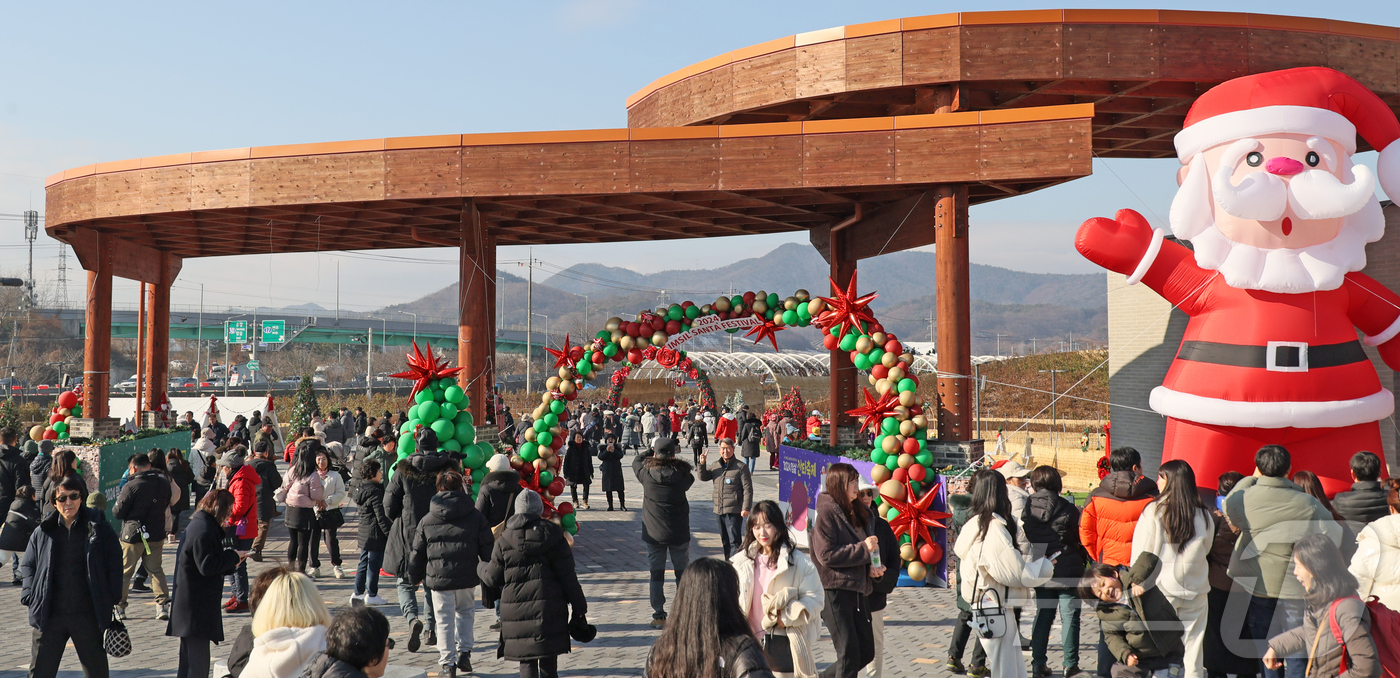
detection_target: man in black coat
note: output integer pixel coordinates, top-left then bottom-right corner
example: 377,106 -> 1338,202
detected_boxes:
383,428 -> 456,652
1333,450 -> 1392,527
860,482 -> 902,678
21,476 -> 123,678
409,470 -> 494,677
249,442 -> 282,561
112,452 -> 173,620
632,435 -> 694,627
0,428 -> 26,524
477,490 -> 587,678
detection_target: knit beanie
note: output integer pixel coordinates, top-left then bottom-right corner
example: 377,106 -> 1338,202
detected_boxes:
515,489 -> 543,518
218,447 -> 246,468
486,453 -> 511,473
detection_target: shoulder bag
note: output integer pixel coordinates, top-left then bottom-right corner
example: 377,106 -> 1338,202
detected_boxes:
760,630 -> 793,673
969,542 -> 1009,639
103,612 -> 132,657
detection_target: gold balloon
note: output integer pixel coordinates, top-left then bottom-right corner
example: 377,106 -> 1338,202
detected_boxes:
893,405 -> 910,421
868,373 -> 879,386
888,367 -> 906,383
899,353 -> 914,364
772,312 -> 786,327
855,336 -> 873,353
28,425 -> 44,442
875,378 -> 893,395
756,290 -> 767,301
651,331 -> 669,346
715,297 -> 731,312
880,479 -> 906,502
605,317 -> 622,332
752,300 -> 768,314
558,366 -> 572,380
541,391 -> 554,404
912,415 -> 928,430
545,376 -> 561,391
807,299 -> 826,315
870,332 -> 886,346
538,448 -> 554,462
784,297 -> 797,310
57,407 -> 70,417
534,458 -> 548,470
897,453 -> 915,469
899,543 -> 917,562
532,406 -> 546,420
907,561 -> 928,582
871,465 -> 892,484
619,335 -> 635,350
524,429 -> 537,442
899,420 -> 917,437
878,501 -> 891,518
898,391 -> 916,407
881,352 -> 899,368
795,289 -> 810,302
560,380 -> 577,395
700,304 -> 712,314
881,436 -> 900,454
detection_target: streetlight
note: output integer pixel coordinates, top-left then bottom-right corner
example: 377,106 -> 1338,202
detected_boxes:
46,361 -> 76,388
1038,369 -> 1067,460
531,313 -> 550,348
396,311 -> 418,344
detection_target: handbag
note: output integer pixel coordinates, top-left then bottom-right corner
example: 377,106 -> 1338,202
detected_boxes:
317,508 -> 345,530
103,613 -> 132,657
760,631 -> 794,673
968,544 -> 1009,639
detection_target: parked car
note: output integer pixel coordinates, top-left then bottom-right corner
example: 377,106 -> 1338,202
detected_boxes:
168,377 -> 198,390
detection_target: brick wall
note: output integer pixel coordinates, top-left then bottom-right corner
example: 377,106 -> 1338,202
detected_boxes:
1107,203 -> 1400,476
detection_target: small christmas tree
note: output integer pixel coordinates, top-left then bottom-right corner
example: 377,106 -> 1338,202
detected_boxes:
780,387 -> 806,418
725,389 -> 746,412
289,375 -> 320,432
0,398 -> 17,435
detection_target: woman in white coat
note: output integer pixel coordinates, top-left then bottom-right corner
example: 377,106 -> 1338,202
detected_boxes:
732,499 -> 824,678
1130,459 -> 1213,678
1349,481 -> 1400,610
953,469 -> 1054,678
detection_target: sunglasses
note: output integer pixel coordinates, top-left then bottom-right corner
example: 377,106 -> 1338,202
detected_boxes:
386,638 -> 396,649
55,493 -> 82,503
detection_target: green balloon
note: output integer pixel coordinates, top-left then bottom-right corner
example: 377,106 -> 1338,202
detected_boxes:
536,431 -> 553,448
854,353 -> 872,371
577,360 -> 593,376
543,413 -> 559,428
839,333 -> 858,351
767,293 -> 779,308
868,347 -> 884,366
765,309 -> 775,320
441,439 -> 462,453
880,417 -> 899,436
464,445 -> 485,469
910,480 -> 922,495
602,343 -> 619,358
797,305 -> 811,322
471,467 -> 486,484
731,295 -> 743,309
57,431 -> 68,440
596,330 -> 610,341
899,533 -> 911,544
549,399 -> 566,415
418,401 -> 441,422
455,421 -> 476,445
444,385 -> 465,404
539,470 -> 554,487
782,309 -> 799,326
454,410 -> 472,424
830,325 -> 841,337
408,404 -> 420,421
885,455 -> 900,471
915,451 -> 934,467
400,421 -> 413,434
887,507 -> 900,522
897,378 -> 917,393
431,418 -> 455,442
871,448 -> 888,466
667,305 -> 682,321
52,422 -> 66,434
533,419 -> 549,433
415,389 -> 434,405
685,305 -> 700,320
520,444 -> 539,462
398,432 -> 416,454
565,522 -> 578,535
442,403 -> 460,423
561,513 -> 577,529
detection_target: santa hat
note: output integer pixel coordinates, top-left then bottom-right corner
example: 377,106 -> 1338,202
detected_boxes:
1174,67 -> 1400,200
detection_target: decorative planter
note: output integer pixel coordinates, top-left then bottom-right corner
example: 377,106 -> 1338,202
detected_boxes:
57,430 -> 192,529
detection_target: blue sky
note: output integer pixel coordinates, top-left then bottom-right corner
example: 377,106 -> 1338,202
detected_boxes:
0,0 -> 1394,312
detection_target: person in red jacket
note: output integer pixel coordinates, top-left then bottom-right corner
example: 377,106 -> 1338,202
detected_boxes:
1078,446 -> 1157,678
218,447 -> 260,613
714,407 -> 738,444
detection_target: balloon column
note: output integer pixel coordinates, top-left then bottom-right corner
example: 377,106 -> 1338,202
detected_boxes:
32,387 -> 84,442
388,343 -> 493,499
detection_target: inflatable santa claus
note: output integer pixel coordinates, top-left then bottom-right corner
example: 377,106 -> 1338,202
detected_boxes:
1077,67 -> 1400,495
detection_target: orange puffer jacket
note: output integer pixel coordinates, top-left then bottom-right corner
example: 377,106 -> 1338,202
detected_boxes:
1078,471 -> 1158,566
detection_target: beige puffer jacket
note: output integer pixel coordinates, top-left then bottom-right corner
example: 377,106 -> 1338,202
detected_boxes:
731,544 -> 824,678
1349,512 -> 1400,611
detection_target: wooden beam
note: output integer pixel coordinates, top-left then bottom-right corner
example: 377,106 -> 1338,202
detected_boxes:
64,226 -> 182,285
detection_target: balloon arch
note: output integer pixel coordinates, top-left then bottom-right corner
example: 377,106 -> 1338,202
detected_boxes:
524,274 -> 951,575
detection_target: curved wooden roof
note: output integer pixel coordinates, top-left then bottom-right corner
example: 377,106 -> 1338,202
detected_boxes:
625,9 -> 1400,158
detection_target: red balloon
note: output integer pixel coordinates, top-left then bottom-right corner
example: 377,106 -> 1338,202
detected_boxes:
849,350 -> 861,363
891,467 -> 908,483
869,323 -> 884,334
665,320 -> 682,335
901,437 -> 921,456
681,301 -> 694,309
57,391 -> 78,409
626,322 -> 641,337
569,346 -> 584,361
896,361 -> 909,372
627,348 -> 645,364
919,542 -> 943,564
885,340 -> 903,355
556,501 -> 575,515
591,351 -> 604,364
548,479 -> 565,496
42,428 -> 58,440
871,364 -> 889,380
650,317 -> 665,332
564,391 -> 577,402
823,334 -> 839,350
717,311 -> 730,320
742,291 -> 755,305
48,413 -> 63,425
908,463 -> 927,482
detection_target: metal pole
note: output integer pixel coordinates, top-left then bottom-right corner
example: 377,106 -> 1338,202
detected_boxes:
366,328 -> 373,399
224,341 -> 229,397
336,260 -> 340,323
973,362 -> 981,439
526,248 -> 533,394
729,282 -> 734,354
195,284 -> 203,378
1038,369 -> 1067,455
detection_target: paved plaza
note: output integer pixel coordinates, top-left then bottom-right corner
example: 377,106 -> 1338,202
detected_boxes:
0,450 -> 1103,677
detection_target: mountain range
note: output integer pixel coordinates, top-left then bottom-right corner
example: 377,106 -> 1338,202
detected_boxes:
380,242 -> 1106,355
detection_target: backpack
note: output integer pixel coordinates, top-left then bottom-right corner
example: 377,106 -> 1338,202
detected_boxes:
1325,596 -> 1400,678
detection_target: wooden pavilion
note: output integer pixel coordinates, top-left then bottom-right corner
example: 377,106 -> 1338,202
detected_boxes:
43,9 -> 1400,445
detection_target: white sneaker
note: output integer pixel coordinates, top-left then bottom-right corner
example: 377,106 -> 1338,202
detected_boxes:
307,567 -> 321,578
366,595 -> 388,606
333,565 -> 345,579
348,593 -> 363,605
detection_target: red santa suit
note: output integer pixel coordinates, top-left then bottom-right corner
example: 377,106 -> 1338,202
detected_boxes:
1078,67 -> 1400,495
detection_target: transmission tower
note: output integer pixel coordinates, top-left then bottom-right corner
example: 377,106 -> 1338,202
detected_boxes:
56,243 -> 67,308
22,211 -> 38,309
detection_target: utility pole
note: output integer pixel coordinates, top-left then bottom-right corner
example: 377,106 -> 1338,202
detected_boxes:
195,284 -> 203,378
366,328 -> 373,399
973,362 -> 981,439
526,248 -> 534,395
56,243 -> 67,308
1038,369 -> 1067,458
22,211 -> 38,309
1031,337 -> 1036,354
995,333 -> 1009,358
929,311 -> 935,343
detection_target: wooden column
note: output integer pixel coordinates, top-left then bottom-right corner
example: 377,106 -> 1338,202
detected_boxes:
135,283 -> 147,425
827,233 -> 858,446
144,255 -> 172,420
83,233 -> 113,419
935,184 -> 972,441
459,201 -> 492,421
483,230 -> 497,422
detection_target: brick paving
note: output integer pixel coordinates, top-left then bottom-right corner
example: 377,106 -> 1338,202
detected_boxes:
0,450 -> 1103,677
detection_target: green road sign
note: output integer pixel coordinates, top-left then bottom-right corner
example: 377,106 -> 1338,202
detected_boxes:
247,360 -> 260,371
261,320 -> 285,343
225,320 -> 247,343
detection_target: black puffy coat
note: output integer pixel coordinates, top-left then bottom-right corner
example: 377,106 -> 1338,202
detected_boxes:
0,495 -> 40,552
409,491 -> 494,590
166,509 -> 240,641
353,480 -> 394,553
632,452 -> 694,546
0,444 -> 25,512
250,457 -> 281,522
20,506 -> 123,631
382,451 -> 456,577
29,451 -> 51,494
112,469 -> 173,542
1333,480 -> 1392,527
596,444 -> 625,493
302,653 -> 370,678
478,514 -> 587,661
561,440 -> 594,485
738,417 -> 762,458
1022,488 -> 1088,583
475,470 -> 521,529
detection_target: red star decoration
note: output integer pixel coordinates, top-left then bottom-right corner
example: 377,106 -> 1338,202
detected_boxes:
815,271 -> 879,339
545,334 -> 578,371
389,341 -> 464,404
846,388 -> 901,434
881,480 -> 952,551
743,318 -> 785,351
